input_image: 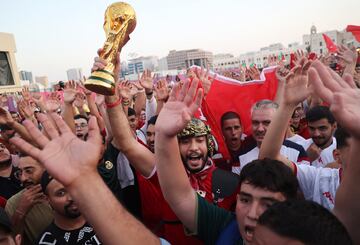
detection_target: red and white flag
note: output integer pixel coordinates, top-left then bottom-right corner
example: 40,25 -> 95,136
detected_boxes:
195,67 -> 278,159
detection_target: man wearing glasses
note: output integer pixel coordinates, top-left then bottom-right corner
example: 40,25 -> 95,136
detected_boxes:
5,155 -> 53,244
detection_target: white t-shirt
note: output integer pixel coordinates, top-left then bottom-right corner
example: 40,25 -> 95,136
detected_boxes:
295,163 -> 341,210
234,140 -> 308,175
299,137 -> 337,168
287,134 -> 306,144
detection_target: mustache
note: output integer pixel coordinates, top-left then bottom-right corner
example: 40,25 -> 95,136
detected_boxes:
23,180 -> 34,187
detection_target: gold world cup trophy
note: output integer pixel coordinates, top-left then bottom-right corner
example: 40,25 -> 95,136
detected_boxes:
84,2 -> 136,95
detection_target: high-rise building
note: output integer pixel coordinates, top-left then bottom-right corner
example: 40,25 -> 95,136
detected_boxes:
166,49 -> 213,70
19,70 -> 33,83
127,56 -> 158,75
66,68 -> 83,81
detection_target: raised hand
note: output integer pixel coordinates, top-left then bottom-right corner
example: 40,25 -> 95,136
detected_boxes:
92,48 -> 121,83
309,60 -> 360,138
337,45 -> 358,65
194,66 -> 216,96
21,86 -> 31,102
10,113 -> 102,187
117,80 -> 132,100
155,79 -> 203,137
248,66 -> 260,80
293,50 -> 308,67
73,92 -> 86,109
139,70 -> 154,93
18,100 -> 34,120
63,80 -> 78,104
282,62 -> 312,107
154,79 -> 169,101
0,107 -> 14,125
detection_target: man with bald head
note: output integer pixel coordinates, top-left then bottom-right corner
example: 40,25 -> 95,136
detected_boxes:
5,156 -> 53,244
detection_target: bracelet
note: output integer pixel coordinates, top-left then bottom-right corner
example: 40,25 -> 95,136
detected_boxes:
105,98 -> 121,109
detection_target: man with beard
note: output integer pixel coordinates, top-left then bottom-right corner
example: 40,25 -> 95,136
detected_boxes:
5,156 -> 53,244
37,172 -> 101,244
297,106 -> 337,167
153,79 -> 302,244
74,115 -> 89,141
0,143 -> 22,200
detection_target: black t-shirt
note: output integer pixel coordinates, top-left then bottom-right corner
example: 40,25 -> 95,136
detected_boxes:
37,222 -> 101,245
0,165 -> 22,200
98,143 -> 122,199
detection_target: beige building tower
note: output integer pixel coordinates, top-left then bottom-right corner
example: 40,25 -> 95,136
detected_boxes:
0,32 -> 21,92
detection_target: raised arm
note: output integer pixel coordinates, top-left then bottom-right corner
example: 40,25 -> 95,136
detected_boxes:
10,113 -> 161,245
61,81 -> 77,133
155,79 -> 203,232
0,107 -> 33,143
310,60 -> 360,244
259,61 -> 312,171
92,53 -> 155,177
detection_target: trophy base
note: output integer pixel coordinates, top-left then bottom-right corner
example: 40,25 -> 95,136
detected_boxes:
84,70 -> 116,95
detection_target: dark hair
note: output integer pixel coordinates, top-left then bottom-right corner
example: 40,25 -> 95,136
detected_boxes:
40,171 -> 53,194
258,200 -> 352,245
74,114 -> 89,122
306,106 -> 335,124
239,158 -> 299,200
147,115 -> 158,126
220,111 -> 241,128
128,107 -> 136,117
334,126 -> 351,149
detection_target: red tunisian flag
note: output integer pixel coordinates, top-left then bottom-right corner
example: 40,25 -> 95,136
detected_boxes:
346,25 -> 360,42
198,66 -> 278,159
322,34 -> 338,53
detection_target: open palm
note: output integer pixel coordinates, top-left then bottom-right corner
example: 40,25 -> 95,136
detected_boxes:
310,61 -> 360,138
156,79 -> 203,137
283,63 -> 311,107
10,114 -> 102,187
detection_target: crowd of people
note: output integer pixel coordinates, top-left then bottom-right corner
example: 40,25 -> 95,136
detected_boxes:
0,43 -> 360,245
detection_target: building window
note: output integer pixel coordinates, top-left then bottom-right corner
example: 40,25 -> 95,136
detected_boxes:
320,49 -> 323,54
319,41 -> 322,46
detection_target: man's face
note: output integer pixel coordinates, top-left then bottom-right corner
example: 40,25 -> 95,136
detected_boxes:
251,108 -> 275,146
252,225 -> 304,245
236,182 -> 286,244
179,136 -> 208,173
222,118 -> 242,151
140,110 -> 146,121
74,118 -> 89,140
16,157 -> 44,188
46,179 -> 81,219
308,119 -> 336,148
0,143 -> 11,165
146,124 -> 155,153
127,115 -> 138,132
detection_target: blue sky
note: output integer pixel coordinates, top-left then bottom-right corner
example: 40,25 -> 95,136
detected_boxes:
1,0 -> 359,82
